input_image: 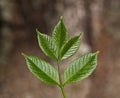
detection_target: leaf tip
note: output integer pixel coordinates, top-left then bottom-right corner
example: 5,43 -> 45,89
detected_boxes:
76,32 -> 83,39
36,28 -> 39,32
21,53 -> 28,58
60,16 -> 63,20
80,32 -> 83,36
96,51 -> 100,54
21,52 -> 25,56
36,28 -> 42,36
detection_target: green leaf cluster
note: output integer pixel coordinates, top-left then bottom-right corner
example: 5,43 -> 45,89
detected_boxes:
22,16 -> 99,98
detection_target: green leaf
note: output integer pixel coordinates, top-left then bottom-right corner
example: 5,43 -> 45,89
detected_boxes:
64,51 -> 99,85
52,16 -> 67,50
22,54 -> 59,85
61,34 -> 82,60
37,29 -> 57,60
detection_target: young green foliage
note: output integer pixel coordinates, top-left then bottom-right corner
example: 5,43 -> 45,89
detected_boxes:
22,54 -> 59,85
52,16 -> 67,51
64,52 -> 99,85
61,34 -> 81,60
37,29 -> 58,60
22,17 -> 99,98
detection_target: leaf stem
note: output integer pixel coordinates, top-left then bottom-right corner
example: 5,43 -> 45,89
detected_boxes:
60,85 -> 66,98
57,60 -> 67,98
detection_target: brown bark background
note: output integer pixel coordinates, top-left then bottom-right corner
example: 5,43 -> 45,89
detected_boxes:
0,0 -> 120,98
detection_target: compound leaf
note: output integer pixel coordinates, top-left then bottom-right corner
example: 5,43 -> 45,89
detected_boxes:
64,52 -> 99,85
23,54 -> 59,85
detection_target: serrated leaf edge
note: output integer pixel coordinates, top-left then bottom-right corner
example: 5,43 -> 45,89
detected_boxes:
61,33 -> 82,60
64,51 -> 99,85
22,53 -> 60,85
36,29 -> 58,60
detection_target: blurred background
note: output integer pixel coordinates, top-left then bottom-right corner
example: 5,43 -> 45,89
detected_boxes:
0,0 -> 120,98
